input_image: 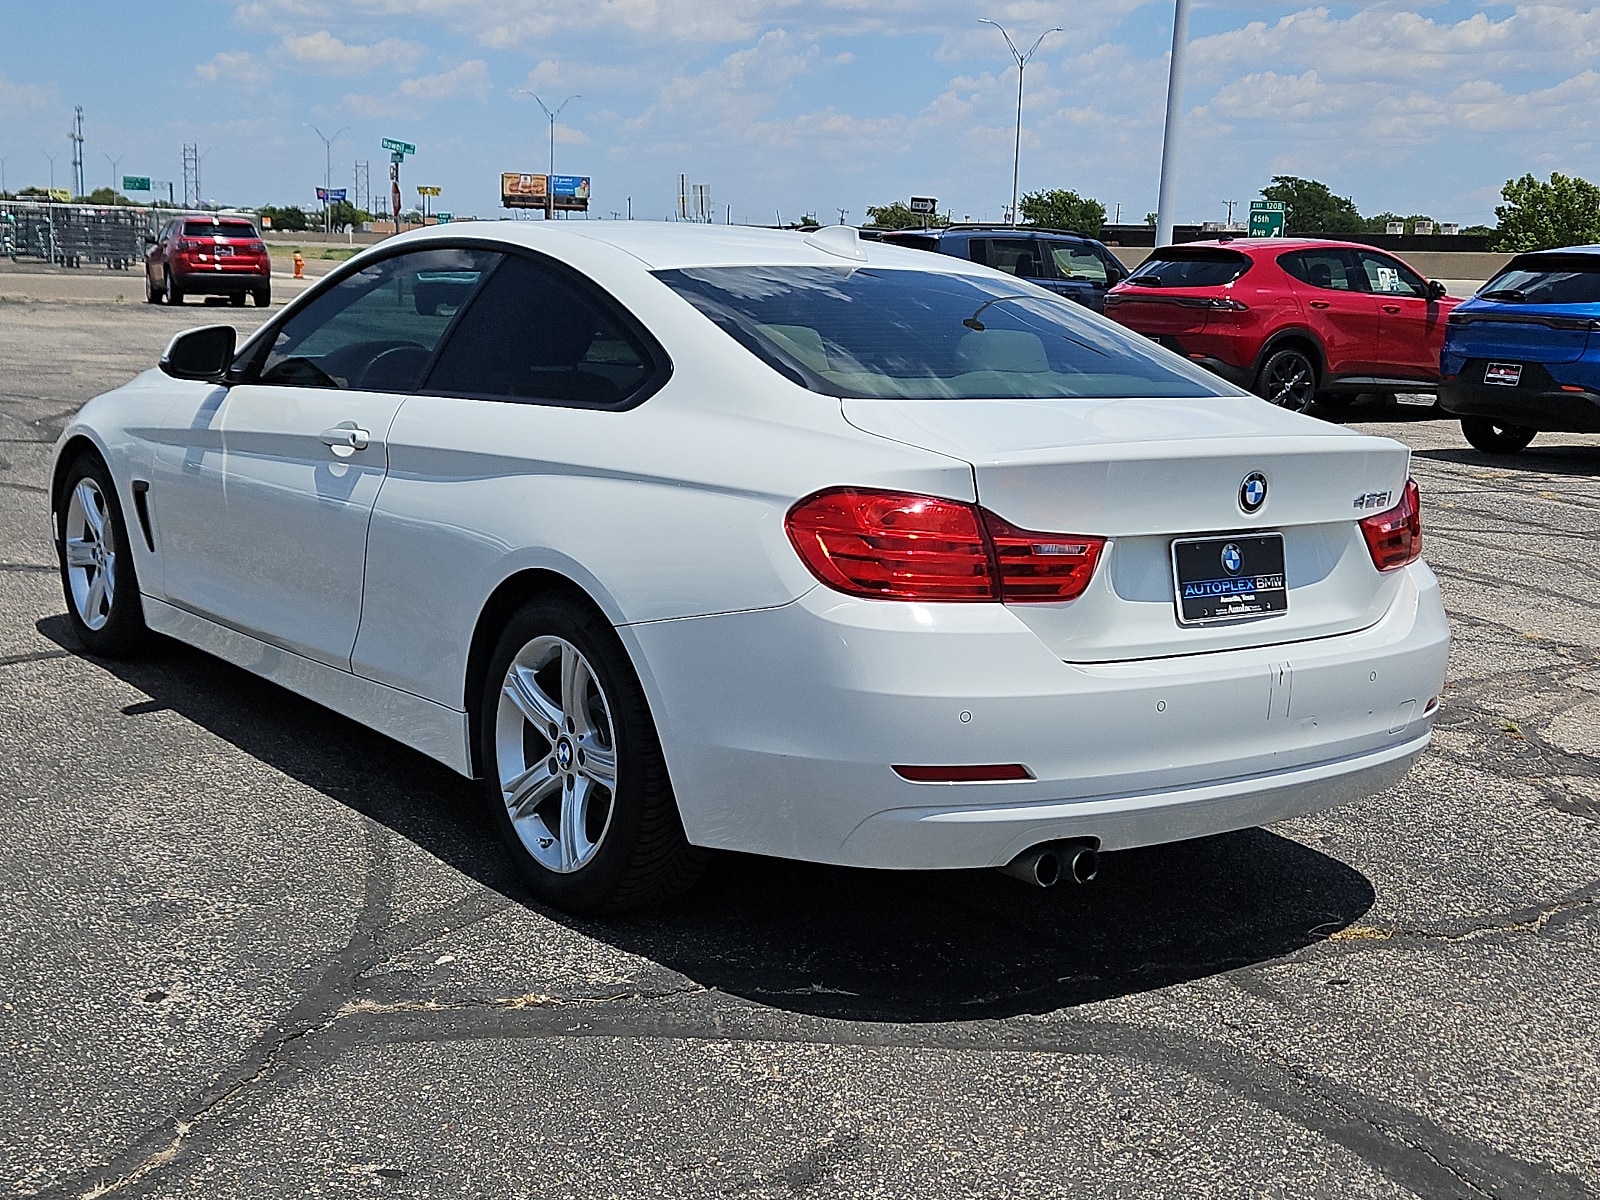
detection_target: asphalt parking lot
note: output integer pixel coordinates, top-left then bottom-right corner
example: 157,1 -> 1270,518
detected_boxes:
1,269 -> 1597,1200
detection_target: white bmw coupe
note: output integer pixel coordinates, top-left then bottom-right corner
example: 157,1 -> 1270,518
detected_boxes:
50,222 -> 1448,912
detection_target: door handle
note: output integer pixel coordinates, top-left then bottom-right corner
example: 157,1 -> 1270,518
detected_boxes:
1308,300 -> 1331,309
1382,304 -> 1402,313
320,426 -> 371,454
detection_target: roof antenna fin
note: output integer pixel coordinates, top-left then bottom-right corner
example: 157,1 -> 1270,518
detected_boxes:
804,225 -> 867,262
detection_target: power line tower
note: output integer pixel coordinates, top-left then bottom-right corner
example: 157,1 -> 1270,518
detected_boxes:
182,143 -> 200,207
354,161 -> 370,215
70,106 -> 85,198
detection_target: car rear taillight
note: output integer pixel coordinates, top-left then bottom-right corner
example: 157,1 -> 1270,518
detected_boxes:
177,238 -> 205,251
785,488 -> 1105,604
1360,478 -> 1422,571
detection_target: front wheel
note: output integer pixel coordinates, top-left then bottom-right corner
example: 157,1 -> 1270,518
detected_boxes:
479,596 -> 706,914
1461,417 -> 1536,455
56,454 -> 150,657
163,270 -> 183,306
1255,348 -> 1318,413
144,270 -> 161,304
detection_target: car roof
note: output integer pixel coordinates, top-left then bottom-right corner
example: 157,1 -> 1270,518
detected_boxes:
1170,237 -> 1394,255
1510,244 -> 1600,257
384,220 -> 1003,274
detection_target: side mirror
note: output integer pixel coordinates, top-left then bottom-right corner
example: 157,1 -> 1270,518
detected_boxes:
1427,279 -> 1448,301
143,234 -> 156,245
159,325 -> 237,382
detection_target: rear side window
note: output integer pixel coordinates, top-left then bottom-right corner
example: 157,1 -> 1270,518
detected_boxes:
1482,255 -> 1600,304
1127,251 -> 1249,288
969,238 -> 1049,279
424,254 -> 659,407
184,219 -> 256,237
1279,249 -> 1359,291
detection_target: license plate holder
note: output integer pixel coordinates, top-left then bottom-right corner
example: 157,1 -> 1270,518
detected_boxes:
1172,534 -> 1288,625
1484,362 -> 1522,387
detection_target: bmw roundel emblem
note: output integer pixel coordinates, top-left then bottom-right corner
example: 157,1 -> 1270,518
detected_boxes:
1221,543 -> 1242,574
1239,471 -> 1268,513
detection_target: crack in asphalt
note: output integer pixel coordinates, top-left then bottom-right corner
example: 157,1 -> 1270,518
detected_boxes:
0,649 -> 73,669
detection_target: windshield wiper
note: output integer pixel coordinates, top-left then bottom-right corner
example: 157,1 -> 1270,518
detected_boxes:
1479,288 -> 1528,302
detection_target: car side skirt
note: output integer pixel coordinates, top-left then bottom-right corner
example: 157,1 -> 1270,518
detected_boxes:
143,596 -> 474,775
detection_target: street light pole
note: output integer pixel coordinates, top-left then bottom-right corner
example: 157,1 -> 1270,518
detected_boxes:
104,152 -> 123,194
43,150 -> 58,192
981,18 -> 1061,228
305,124 -> 348,234
1154,0 -> 1191,248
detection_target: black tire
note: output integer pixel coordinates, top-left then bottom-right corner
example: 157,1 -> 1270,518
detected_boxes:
229,293 -> 247,307
55,453 -> 150,658
1254,347 -> 1318,413
163,269 -> 183,306
1461,417 -> 1536,455
253,283 -> 271,308
478,594 -> 706,914
144,270 -> 161,304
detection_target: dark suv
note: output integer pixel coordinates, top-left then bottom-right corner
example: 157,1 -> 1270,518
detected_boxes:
145,215 -> 271,307
873,226 -> 1129,311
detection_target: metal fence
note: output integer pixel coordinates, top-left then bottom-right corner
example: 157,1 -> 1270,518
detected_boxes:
0,202 -> 258,270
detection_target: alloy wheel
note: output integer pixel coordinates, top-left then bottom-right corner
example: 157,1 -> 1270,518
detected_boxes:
63,477 -> 116,631
494,635 -> 618,874
1262,352 -> 1316,412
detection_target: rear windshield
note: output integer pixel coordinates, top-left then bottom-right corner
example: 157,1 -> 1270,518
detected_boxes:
1127,250 -> 1250,289
184,220 -> 257,238
1481,255 -> 1600,304
655,266 -> 1229,400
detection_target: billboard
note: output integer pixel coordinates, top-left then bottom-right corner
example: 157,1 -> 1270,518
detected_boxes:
501,172 -> 549,209
550,175 -> 591,212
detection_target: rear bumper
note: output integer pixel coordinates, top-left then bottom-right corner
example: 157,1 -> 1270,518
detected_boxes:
1439,373 -> 1600,433
172,264 -> 270,294
623,563 -> 1450,870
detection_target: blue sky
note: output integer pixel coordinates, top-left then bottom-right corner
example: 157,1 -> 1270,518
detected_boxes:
2,1 -> 1596,226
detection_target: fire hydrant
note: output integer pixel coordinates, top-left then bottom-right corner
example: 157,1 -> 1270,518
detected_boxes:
292,250 -> 305,279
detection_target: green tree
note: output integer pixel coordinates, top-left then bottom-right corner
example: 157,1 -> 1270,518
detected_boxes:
82,187 -> 134,206
327,199 -> 372,230
864,201 -> 945,230
257,204 -> 310,232
1364,211 -> 1438,234
1493,172 -> 1600,251
1018,189 -> 1105,235
1260,176 -> 1364,234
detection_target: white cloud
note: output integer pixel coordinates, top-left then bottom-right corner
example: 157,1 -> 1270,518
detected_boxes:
195,51 -> 272,88
0,72 -> 52,110
399,60 -> 491,101
277,30 -> 424,75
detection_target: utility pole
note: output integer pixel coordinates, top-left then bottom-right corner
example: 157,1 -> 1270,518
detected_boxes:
981,18 -> 1062,229
305,124 -> 347,233
70,106 -> 85,198
1154,0 -> 1191,248
104,152 -> 123,193
1224,198 -> 1236,224
837,208 -> 848,226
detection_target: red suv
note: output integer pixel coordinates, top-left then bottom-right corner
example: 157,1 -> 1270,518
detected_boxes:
144,215 -> 271,308
1103,238 -> 1457,411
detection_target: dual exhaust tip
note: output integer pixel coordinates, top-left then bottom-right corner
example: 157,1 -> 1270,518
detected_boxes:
999,840 -> 1099,889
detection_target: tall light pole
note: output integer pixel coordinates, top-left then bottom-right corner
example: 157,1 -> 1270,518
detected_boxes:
1154,0 -> 1191,248
981,18 -> 1061,228
42,149 -> 59,193
104,152 -> 123,194
305,124 -> 348,233
520,90 -> 580,178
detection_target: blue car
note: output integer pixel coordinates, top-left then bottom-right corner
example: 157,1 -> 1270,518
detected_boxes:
1439,245 -> 1600,453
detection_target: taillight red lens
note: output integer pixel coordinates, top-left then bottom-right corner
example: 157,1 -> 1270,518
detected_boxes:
785,488 -> 1105,604
177,238 -> 204,251
1360,478 -> 1422,571
786,489 -> 996,601
982,510 -> 1105,602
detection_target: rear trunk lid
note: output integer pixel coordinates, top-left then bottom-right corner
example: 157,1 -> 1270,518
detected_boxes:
1104,247 -> 1254,338
842,394 -> 1412,663
1450,252 -> 1600,364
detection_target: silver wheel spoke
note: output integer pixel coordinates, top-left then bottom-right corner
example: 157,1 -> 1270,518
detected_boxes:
75,482 -> 104,540
503,665 -> 562,736
505,764 -> 561,819
560,646 -> 592,735
578,738 -> 616,789
86,571 -> 108,618
65,537 -> 96,568
560,780 -> 590,871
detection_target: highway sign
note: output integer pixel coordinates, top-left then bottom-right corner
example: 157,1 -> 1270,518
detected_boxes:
435,212 -> 453,224
909,196 -> 937,214
122,176 -> 151,192
1247,200 -> 1286,238
381,138 -> 416,155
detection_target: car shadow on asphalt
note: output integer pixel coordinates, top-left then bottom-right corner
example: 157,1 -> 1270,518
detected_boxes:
1410,445 -> 1600,476
41,614 -> 1376,1023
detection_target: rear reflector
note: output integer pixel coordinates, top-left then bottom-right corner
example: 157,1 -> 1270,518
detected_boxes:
893,764 -> 1033,783
1360,478 -> 1422,571
786,488 -> 1105,604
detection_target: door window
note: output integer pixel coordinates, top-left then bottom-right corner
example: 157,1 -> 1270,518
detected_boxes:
254,247 -> 499,391
1354,250 -> 1427,298
972,238 -> 1049,279
1047,244 -> 1109,283
423,253 -> 660,407
1279,249 -> 1360,291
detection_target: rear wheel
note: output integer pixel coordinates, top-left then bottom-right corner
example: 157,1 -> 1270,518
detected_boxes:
479,595 -> 706,914
56,454 -> 150,657
1461,417 -> 1536,455
229,293 -> 247,307
253,283 -> 271,308
1255,347 -> 1318,413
